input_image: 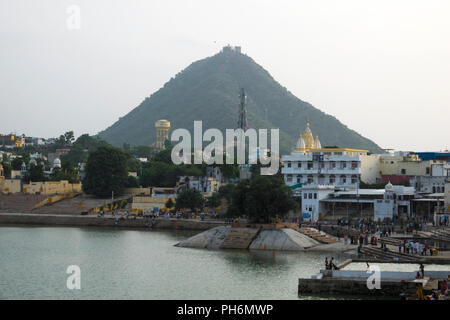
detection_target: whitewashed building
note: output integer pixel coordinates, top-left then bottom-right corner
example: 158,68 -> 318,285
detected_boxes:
300,185 -> 335,222
281,121 -> 378,192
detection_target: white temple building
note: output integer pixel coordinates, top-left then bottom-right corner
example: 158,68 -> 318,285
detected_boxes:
281,121 -> 378,194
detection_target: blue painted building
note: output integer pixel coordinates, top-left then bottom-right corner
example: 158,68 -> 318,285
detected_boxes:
415,152 -> 450,162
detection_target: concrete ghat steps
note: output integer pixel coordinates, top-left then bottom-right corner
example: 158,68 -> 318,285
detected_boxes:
220,227 -> 261,249
360,246 -> 421,262
361,247 -> 419,261
296,227 -> 337,244
431,228 -> 450,241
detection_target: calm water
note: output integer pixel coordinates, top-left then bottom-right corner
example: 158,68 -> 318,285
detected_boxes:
0,226 -> 350,300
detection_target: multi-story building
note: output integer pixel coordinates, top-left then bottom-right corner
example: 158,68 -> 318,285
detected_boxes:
177,176 -> 221,196
445,179 -> 450,213
410,176 -> 447,194
379,153 -> 447,184
0,134 -> 24,148
154,120 -> 170,151
281,121 -> 378,193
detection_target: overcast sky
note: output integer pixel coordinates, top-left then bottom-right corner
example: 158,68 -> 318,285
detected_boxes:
0,0 -> 449,152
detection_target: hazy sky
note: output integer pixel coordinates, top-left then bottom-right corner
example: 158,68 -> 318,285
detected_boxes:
1,0 -> 449,152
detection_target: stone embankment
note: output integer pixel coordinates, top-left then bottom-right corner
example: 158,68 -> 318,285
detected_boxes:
0,213 -> 225,231
299,264 -> 450,297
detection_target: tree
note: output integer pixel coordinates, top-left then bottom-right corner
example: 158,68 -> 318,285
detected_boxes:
165,198 -> 174,209
218,184 -> 235,203
1,161 -> 11,178
206,192 -> 221,208
227,175 -> 297,223
82,146 -> 128,197
124,175 -> 139,188
50,160 -> 79,183
126,156 -> 141,173
175,189 -> 205,212
11,157 -> 26,170
61,134 -> 109,166
64,131 -> 75,146
23,163 -> 47,183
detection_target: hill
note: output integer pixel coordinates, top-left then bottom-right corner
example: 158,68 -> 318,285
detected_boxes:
98,47 -> 382,154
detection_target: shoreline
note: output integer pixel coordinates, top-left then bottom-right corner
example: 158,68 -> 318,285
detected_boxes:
0,212 -> 226,231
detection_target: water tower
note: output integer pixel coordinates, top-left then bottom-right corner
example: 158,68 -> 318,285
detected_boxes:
155,120 -> 171,150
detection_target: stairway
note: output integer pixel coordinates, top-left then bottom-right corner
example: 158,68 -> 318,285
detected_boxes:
296,227 -> 337,244
219,228 -> 261,249
0,194 -> 47,212
359,246 -> 422,262
430,228 -> 450,241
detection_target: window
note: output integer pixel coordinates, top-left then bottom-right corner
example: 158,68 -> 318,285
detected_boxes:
401,169 -> 406,174
330,161 -> 336,169
304,193 -> 307,199
287,162 -> 291,168
426,167 -> 430,175
319,175 -> 325,184
287,175 -> 292,182
309,193 -> 312,199
340,175 -> 346,183
307,162 -> 313,170
329,175 -> 336,184
351,161 -> 358,169
341,162 -> 347,169
351,175 -> 358,184
297,162 -> 301,168
307,175 -> 314,184
314,193 -> 317,199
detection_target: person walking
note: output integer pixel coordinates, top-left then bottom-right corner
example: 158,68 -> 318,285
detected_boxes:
419,264 -> 425,278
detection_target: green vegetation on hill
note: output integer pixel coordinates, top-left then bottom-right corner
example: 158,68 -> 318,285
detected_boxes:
61,134 -> 109,166
98,49 -> 382,154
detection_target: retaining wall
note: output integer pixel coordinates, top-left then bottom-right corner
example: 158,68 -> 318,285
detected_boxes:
298,277 -> 417,296
0,213 -> 225,230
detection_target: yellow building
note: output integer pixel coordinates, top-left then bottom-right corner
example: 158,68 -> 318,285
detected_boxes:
380,154 -> 444,176
154,120 -> 170,150
14,136 -> 25,148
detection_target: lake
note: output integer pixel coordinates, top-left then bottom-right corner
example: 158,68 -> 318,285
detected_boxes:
0,226 -> 350,299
